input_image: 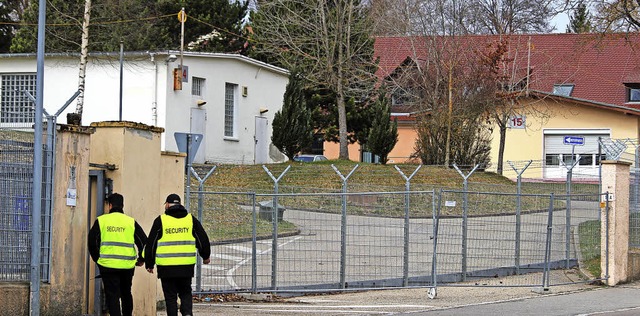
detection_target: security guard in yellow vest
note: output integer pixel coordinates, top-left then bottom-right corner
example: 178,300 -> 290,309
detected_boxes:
145,193 -> 210,316
88,193 -> 147,316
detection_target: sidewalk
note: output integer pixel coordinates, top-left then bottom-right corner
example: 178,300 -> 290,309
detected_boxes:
157,270 -> 604,315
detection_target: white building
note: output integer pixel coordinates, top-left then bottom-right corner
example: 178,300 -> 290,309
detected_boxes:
0,51 -> 289,164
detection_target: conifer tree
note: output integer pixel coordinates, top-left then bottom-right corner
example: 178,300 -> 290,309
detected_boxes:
272,72 -> 314,160
568,2 -> 592,33
366,90 -> 397,165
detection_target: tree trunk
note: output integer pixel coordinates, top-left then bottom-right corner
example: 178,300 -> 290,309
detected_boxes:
337,84 -> 349,160
444,65 -> 453,167
497,122 -> 507,175
75,0 -> 92,122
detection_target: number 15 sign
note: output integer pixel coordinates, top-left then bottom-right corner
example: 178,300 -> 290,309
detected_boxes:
508,115 -> 526,129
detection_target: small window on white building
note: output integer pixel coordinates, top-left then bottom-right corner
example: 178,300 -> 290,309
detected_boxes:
1,74 -> 37,125
224,83 -> 237,137
552,84 -> 574,97
192,77 -> 205,96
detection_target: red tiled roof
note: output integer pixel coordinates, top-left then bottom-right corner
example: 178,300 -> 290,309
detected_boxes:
374,33 -> 640,110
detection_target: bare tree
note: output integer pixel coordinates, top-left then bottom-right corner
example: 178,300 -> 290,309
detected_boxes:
252,0 -> 378,160
591,0 -> 640,31
367,0 -> 561,36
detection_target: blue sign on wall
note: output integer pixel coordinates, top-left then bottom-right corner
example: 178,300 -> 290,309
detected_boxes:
563,136 -> 585,146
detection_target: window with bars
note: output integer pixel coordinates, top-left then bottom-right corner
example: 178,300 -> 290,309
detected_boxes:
224,83 -> 237,137
192,77 -> 205,96
1,74 -> 37,124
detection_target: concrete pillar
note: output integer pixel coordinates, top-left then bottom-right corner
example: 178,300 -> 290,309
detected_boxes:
90,121 -> 185,315
48,125 -> 94,315
600,160 -> 631,286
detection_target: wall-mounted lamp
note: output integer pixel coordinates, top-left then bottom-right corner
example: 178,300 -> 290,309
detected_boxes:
259,107 -> 269,114
197,100 -> 207,106
166,54 -> 178,63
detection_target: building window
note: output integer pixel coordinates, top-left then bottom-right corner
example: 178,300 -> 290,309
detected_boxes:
1,74 -> 37,124
627,84 -> 640,102
192,77 -> 205,96
224,83 -> 237,137
553,84 -> 574,97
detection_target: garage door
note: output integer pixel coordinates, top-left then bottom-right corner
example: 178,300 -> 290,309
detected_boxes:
543,130 -> 609,179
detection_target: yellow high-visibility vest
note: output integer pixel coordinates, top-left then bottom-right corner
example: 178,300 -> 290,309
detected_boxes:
97,212 -> 137,269
156,214 -> 196,266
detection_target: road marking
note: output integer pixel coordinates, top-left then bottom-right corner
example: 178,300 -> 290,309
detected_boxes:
576,306 -> 640,315
213,253 -> 243,262
226,236 -> 304,288
226,245 -> 253,253
201,265 -> 226,271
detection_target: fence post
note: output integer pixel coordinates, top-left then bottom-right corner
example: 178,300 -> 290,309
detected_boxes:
600,160 -> 630,286
332,164 -> 359,289
453,164 -> 479,282
563,155 -> 580,268
395,165 -> 422,287
431,189 -> 443,294
508,160 -> 532,275
262,165 -> 291,290
189,165 -> 216,292
542,193 -> 555,291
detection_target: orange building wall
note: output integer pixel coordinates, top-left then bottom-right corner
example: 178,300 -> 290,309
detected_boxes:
323,123 -> 418,163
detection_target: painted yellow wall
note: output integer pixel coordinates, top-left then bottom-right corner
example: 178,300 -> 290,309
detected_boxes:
48,126 -> 94,315
489,98 -> 640,179
89,122 -> 185,315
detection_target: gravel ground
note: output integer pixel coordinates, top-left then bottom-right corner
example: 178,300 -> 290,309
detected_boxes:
157,270 -> 601,315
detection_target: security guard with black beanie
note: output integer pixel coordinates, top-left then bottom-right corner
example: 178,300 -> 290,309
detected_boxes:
88,193 -> 147,316
145,193 -> 211,316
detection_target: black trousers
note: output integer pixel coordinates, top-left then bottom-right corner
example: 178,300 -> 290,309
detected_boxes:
161,277 -> 193,316
101,268 -> 135,316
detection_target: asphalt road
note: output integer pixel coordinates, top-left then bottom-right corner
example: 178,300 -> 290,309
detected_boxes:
158,280 -> 640,315
408,282 -> 640,316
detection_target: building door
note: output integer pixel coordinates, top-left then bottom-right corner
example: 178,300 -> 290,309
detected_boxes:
254,116 -> 269,164
190,108 -> 206,164
86,170 -> 109,315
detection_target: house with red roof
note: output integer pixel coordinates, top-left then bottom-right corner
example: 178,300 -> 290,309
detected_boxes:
324,33 -> 640,180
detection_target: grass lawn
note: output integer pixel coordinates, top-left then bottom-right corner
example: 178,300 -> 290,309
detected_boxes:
192,160 -> 601,243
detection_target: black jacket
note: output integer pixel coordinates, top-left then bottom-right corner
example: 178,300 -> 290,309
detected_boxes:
87,207 -> 148,274
145,204 -> 211,278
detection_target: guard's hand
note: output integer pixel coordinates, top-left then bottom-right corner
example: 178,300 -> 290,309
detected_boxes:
203,258 -> 210,264
146,268 -> 154,274
136,261 -> 144,267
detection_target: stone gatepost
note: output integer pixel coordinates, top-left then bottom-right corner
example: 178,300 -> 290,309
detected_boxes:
600,160 -> 631,286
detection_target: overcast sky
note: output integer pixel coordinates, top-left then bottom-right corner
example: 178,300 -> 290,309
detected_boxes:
551,12 -> 570,33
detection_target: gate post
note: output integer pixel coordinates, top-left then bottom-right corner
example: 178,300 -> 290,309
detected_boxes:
600,160 -> 630,286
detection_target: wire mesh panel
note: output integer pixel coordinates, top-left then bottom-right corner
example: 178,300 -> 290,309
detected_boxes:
549,194 -> 605,286
630,171 -> 640,248
0,119 -> 54,282
193,192 -> 258,292
261,193 -> 343,291
342,191 -> 435,288
434,191 -> 604,287
0,132 -> 34,281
